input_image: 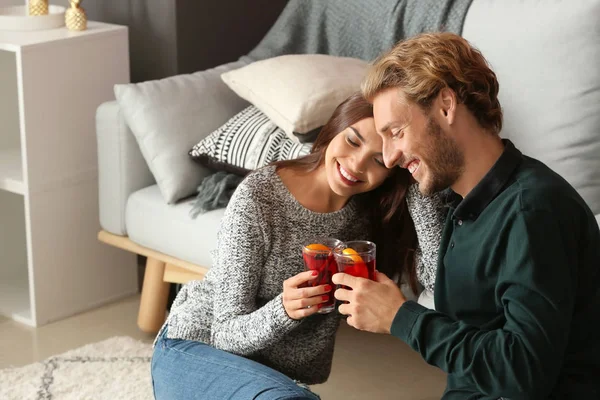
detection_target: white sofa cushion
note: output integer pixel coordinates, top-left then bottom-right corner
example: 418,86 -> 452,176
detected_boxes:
96,101 -> 155,236
126,185 -> 224,268
221,54 -> 368,139
114,60 -> 250,204
417,289 -> 435,310
462,0 -> 600,219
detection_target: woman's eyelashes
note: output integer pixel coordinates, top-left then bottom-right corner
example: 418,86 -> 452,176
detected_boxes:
346,135 -> 386,168
346,135 -> 359,147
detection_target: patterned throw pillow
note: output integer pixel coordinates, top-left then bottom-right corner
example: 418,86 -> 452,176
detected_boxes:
189,106 -> 313,176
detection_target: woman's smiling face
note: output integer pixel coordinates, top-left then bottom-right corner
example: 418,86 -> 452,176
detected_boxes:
324,117 -> 391,198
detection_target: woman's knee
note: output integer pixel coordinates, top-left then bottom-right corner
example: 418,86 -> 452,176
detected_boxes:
151,337 -> 319,400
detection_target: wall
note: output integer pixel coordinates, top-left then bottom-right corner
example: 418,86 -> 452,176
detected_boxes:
0,0 -> 26,6
84,0 -> 178,82
175,0 -> 287,74
85,0 -> 287,82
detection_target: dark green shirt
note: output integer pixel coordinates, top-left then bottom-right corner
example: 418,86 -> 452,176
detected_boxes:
392,140 -> 600,399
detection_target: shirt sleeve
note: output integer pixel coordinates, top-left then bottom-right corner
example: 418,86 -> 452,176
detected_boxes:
391,209 -> 577,399
209,182 -> 301,356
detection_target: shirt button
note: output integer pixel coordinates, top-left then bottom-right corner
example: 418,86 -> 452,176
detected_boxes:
458,220 -> 463,226
450,242 -> 455,248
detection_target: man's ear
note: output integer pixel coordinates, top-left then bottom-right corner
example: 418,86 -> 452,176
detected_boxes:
438,88 -> 457,126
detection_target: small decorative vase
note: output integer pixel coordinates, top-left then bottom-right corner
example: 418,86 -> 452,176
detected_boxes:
65,0 -> 87,31
29,0 -> 49,16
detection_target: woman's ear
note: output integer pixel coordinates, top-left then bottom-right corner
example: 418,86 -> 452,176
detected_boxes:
438,88 -> 457,126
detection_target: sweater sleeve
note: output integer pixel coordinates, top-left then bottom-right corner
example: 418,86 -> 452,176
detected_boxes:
209,182 -> 301,356
405,184 -> 447,292
391,209 -> 576,399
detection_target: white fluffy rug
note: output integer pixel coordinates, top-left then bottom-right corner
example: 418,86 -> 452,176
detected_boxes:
0,336 -> 153,400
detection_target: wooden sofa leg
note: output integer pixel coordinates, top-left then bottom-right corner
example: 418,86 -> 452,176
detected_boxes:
138,257 -> 170,333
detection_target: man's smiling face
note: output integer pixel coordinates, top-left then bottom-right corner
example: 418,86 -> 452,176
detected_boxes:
372,87 -> 464,196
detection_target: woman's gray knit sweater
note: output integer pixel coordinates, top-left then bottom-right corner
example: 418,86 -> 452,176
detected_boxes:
163,166 -> 447,384
165,166 -> 367,384
406,184 -> 447,293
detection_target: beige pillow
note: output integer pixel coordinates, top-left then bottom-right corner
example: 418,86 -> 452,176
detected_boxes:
221,54 -> 368,140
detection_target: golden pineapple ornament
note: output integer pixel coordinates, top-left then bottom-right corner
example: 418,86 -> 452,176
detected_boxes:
29,0 -> 49,16
65,0 -> 87,31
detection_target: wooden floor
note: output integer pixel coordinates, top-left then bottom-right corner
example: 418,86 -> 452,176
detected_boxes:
0,295 -> 447,399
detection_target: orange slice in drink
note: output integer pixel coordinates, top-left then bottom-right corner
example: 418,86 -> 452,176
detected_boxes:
306,243 -> 331,251
342,248 -> 364,263
342,248 -> 369,279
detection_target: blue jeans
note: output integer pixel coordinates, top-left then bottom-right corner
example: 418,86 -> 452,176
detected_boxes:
151,327 -> 321,400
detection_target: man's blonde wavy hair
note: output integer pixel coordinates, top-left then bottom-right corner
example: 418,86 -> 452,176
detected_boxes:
362,32 -> 503,134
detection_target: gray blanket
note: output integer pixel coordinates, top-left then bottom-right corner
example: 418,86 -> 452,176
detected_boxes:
242,0 -> 474,63
193,0 -> 473,216
190,172 -> 244,218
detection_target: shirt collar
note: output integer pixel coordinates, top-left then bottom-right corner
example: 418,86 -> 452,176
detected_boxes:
448,139 -> 522,220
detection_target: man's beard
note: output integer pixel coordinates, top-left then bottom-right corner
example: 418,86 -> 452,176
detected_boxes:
419,116 -> 464,196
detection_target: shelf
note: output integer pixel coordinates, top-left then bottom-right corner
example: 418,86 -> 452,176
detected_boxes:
0,188 -> 31,326
0,274 -> 32,326
0,148 -> 24,194
0,20 -> 137,328
0,21 -> 125,51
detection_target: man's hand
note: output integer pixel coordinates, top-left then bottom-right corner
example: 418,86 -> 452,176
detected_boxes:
332,271 -> 407,334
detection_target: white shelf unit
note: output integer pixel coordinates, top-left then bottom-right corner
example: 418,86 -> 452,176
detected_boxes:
0,22 -> 138,327
0,148 -> 24,194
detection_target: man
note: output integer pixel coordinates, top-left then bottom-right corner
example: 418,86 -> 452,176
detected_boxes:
332,32 -> 600,399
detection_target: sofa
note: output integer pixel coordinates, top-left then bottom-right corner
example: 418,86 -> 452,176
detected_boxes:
96,0 -> 600,333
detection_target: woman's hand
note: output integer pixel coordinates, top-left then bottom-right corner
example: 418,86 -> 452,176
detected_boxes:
283,270 -> 332,320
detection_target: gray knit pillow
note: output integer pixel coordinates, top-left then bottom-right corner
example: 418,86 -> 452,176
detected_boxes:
189,106 -> 312,176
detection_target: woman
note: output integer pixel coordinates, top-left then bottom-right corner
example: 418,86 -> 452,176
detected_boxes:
151,93 -> 444,400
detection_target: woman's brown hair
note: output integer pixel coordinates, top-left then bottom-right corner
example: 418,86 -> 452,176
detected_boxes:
273,93 -> 419,293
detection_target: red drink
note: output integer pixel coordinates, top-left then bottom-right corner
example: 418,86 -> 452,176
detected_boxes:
302,238 -> 341,314
333,241 -> 377,281
341,257 -> 376,280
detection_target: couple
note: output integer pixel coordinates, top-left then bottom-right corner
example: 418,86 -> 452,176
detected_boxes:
152,33 -> 600,399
